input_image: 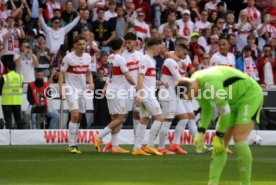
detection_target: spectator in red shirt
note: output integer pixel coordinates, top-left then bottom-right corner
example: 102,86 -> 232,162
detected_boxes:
263,0 -> 276,28
257,44 -> 276,86
134,0 -> 151,24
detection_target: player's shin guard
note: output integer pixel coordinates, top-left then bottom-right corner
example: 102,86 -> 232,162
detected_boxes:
68,122 -> 79,147
147,121 -> 162,147
134,123 -> 147,150
235,141 -> 252,185
158,121 -> 171,149
187,119 -> 197,139
208,149 -> 227,185
172,119 -> 188,144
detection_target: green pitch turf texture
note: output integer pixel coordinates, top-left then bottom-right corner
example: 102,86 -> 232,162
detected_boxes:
0,145 -> 275,185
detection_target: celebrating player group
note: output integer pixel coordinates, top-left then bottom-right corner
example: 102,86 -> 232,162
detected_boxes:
59,34 -> 263,185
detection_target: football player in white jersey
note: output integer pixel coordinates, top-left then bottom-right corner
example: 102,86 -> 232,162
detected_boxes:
167,39 -> 209,154
158,43 -> 190,155
59,35 -> 94,154
102,33 -> 143,152
132,38 -> 165,156
93,39 -> 136,153
210,38 -> 236,67
210,37 -> 236,155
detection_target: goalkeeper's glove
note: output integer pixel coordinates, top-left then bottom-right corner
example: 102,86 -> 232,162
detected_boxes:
194,127 -> 206,147
213,132 -> 225,154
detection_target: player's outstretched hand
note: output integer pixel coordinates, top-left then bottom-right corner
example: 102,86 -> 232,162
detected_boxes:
213,135 -> 225,154
194,132 -> 205,148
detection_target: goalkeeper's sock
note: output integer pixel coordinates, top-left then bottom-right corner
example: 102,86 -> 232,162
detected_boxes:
68,122 -> 79,147
133,118 -> 139,136
111,133 -> 119,148
235,140 -> 252,185
158,121 -> 171,149
134,123 -> 147,150
98,126 -> 112,140
172,119 -> 188,144
208,149 -> 227,185
187,119 -> 197,139
147,120 -> 162,147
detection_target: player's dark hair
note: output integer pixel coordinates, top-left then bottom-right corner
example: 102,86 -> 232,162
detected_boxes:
175,43 -> 188,51
73,35 -> 86,44
146,38 -> 162,48
7,61 -> 16,71
175,37 -> 187,45
110,38 -> 123,50
124,32 -> 137,41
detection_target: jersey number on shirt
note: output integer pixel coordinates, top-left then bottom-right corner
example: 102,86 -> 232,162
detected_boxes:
243,104 -> 249,117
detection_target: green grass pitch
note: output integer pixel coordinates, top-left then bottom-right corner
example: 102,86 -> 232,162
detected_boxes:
0,145 -> 275,185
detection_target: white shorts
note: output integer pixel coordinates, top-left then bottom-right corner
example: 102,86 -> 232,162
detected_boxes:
107,98 -> 127,115
139,98 -> 162,118
66,95 -> 86,113
126,98 -> 140,112
160,100 -> 186,119
182,99 -> 194,113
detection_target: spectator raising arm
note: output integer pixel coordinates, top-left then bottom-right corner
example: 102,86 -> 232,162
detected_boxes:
64,10 -> 81,34
38,8 -> 51,32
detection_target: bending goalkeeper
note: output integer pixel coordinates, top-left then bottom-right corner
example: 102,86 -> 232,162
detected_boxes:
176,66 -> 263,185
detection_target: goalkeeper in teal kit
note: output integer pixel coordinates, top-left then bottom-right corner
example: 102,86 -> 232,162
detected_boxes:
176,66 -> 263,185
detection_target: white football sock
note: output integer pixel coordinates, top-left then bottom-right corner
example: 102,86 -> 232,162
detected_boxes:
134,123 -> 147,150
173,119 -> 188,145
98,126 -> 112,140
133,118 -> 139,136
111,133 -> 119,148
147,120 -> 162,147
158,121 -> 172,149
68,122 -> 79,147
188,119 -> 197,139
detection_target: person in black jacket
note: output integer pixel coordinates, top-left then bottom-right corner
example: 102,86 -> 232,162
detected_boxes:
92,68 -> 111,127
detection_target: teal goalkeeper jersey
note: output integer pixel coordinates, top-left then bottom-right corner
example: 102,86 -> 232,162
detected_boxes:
191,66 -> 262,132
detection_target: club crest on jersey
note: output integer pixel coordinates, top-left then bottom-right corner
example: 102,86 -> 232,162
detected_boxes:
140,65 -> 145,69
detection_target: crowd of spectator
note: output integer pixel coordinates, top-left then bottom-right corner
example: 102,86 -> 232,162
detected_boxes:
0,0 -> 276,129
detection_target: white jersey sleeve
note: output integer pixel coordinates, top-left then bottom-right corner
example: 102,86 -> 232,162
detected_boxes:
60,55 -> 70,72
117,57 -> 129,74
139,56 -> 149,75
166,59 -> 181,81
